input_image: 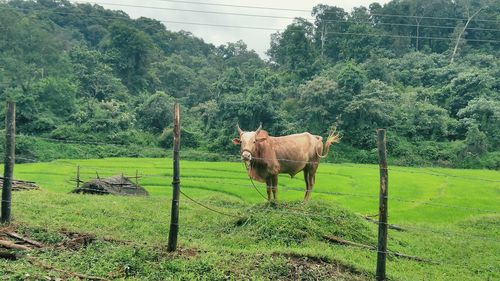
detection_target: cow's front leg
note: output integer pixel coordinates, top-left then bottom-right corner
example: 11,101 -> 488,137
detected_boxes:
271,175 -> 278,201
265,177 -> 272,201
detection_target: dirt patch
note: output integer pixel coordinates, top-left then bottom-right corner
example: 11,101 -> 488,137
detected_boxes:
275,252 -> 369,281
175,246 -> 200,258
59,229 -> 97,250
153,245 -> 202,259
0,224 -> 18,234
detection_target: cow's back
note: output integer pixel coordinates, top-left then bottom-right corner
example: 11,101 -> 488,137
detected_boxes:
269,133 -> 320,177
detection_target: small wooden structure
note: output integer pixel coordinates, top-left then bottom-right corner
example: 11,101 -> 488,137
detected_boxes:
72,175 -> 148,196
0,177 -> 38,191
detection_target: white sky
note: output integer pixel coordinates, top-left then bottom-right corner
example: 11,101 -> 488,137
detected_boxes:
74,0 -> 391,58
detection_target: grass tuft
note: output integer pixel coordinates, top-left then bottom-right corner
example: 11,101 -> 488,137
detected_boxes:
228,201 -> 376,246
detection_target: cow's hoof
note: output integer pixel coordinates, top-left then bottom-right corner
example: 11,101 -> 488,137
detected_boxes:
266,200 -> 278,207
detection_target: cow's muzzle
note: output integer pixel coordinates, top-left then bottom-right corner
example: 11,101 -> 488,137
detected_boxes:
241,150 -> 252,161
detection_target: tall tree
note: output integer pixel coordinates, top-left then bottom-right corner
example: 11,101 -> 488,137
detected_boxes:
105,22 -> 155,93
268,18 -> 317,80
450,0 -> 489,63
312,5 -> 349,61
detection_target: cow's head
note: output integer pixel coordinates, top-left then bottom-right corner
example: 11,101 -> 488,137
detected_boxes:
232,123 -> 266,163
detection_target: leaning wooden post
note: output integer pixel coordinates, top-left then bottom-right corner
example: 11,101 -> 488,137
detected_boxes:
376,129 -> 389,280
76,165 -> 80,189
168,103 -> 181,252
1,102 -> 16,224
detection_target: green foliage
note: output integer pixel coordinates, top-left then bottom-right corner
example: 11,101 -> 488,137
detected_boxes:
105,22 -> 155,92
340,80 -> 397,147
463,124 -> 489,156
268,18 -> 318,79
137,92 -> 175,133
312,5 -> 349,61
0,0 -> 499,169
159,127 -> 200,149
443,70 -> 495,116
298,76 -> 339,134
458,97 -> 500,149
12,136 -> 166,162
340,24 -> 381,62
337,63 -> 366,95
70,47 -> 128,101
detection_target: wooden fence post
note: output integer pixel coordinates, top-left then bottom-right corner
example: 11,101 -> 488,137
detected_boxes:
1,102 -> 16,224
376,129 -> 389,280
168,103 -> 181,252
76,165 -> 80,189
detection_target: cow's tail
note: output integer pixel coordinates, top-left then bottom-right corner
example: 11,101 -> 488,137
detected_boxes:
316,128 -> 341,159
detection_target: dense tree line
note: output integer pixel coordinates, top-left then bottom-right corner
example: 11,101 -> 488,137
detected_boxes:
0,0 -> 499,168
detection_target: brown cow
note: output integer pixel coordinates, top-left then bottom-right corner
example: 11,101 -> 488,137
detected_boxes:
232,124 -> 340,201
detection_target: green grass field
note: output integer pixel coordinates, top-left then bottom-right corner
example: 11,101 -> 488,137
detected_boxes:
1,158 -> 499,280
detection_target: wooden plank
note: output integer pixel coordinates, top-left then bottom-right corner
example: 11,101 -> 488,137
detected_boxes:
0,239 -> 30,251
5,232 -> 44,248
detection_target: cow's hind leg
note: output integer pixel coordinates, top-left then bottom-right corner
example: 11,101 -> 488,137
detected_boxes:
271,175 -> 278,201
303,166 -> 311,201
266,177 -> 272,201
305,164 -> 319,201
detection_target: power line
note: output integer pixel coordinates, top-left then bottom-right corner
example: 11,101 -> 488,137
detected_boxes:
143,0 -> 313,13
1,5 -> 499,43
74,1 -> 500,33
75,1 -> 300,21
371,12 -> 499,23
2,3 -> 499,34
125,0 -> 500,23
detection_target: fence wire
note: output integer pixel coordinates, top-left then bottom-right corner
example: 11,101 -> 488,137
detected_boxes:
8,135 -> 499,182
3,136 -> 499,278
179,176 -> 499,214
12,166 -> 497,245
10,157 -> 498,215
9,196 -> 496,270
16,134 -> 166,151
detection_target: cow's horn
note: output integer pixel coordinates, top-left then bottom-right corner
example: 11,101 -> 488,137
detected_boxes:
237,123 -> 243,135
255,122 -> 262,135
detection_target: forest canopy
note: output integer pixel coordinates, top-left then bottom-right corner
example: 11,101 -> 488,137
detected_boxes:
0,0 -> 499,169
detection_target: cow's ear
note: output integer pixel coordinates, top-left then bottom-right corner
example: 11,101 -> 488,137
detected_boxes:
232,138 -> 241,145
256,137 -> 267,142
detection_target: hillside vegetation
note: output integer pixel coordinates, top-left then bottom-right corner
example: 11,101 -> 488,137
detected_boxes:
0,158 -> 498,280
0,0 -> 499,168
